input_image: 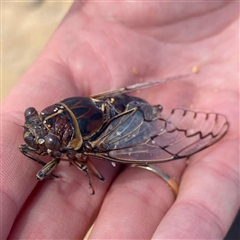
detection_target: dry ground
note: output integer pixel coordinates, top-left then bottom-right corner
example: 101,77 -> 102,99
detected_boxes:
2,1 -> 73,99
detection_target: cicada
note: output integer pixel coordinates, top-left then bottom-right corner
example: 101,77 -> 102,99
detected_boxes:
20,77 -> 229,194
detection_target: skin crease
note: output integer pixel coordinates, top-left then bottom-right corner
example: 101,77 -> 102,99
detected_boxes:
1,1 -> 239,239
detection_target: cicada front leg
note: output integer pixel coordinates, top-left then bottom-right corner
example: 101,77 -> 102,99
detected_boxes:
36,158 -> 61,180
19,144 -> 46,166
20,144 -> 61,180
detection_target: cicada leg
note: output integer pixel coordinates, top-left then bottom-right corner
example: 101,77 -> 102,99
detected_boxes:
20,144 -> 60,179
20,144 -> 46,166
87,159 -> 105,181
73,159 -> 95,195
36,158 -> 61,181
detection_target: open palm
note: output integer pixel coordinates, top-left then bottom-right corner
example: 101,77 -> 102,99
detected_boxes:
2,2 -> 238,239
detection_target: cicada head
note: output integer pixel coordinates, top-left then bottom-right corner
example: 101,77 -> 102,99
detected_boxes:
23,107 -> 62,154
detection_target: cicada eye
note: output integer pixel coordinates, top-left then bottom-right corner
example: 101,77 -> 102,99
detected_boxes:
24,107 -> 39,123
44,133 -> 60,151
24,131 -> 38,149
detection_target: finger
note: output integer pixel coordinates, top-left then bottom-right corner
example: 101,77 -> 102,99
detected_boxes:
3,72 -> 121,239
1,10 -> 91,240
88,160 -> 186,239
1,3 -> 114,239
153,140 -> 239,239
7,160 -> 119,239
1,52 -> 78,239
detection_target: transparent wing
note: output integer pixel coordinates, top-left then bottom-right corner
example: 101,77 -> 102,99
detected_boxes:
88,105 -> 229,163
91,74 -> 189,99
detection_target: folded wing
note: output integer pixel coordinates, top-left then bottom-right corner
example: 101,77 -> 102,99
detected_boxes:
89,106 -> 229,163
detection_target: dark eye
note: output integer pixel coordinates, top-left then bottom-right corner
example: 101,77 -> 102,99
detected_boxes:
24,107 -> 39,123
45,133 -> 60,151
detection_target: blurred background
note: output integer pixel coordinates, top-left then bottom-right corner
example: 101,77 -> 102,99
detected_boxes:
2,1 -> 73,100
1,1 -> 239,239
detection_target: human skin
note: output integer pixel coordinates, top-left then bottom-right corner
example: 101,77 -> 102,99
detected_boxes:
1,1 -> 239,239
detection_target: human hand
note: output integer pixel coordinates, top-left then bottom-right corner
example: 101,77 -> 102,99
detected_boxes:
2,2 -> 239,239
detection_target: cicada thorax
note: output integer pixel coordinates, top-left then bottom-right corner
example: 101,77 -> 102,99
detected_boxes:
39,97 -> 105,152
